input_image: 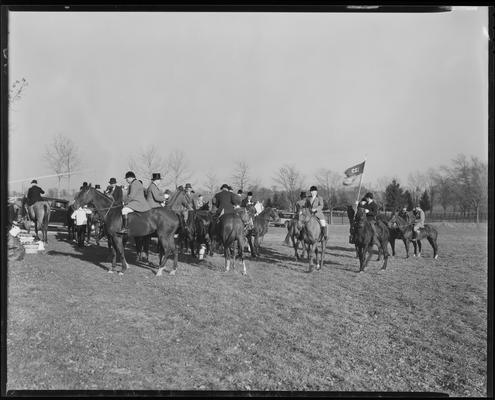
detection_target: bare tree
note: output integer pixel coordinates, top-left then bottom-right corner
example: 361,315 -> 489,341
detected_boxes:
231,161 -> 250,191
44,134 -> 81,197
273,164 -> 305,211
129,145 -> 169,188
167,149 -> 192,189
315,168 -> 340,209
204,171 -> 219,195
9,78 -> 28,106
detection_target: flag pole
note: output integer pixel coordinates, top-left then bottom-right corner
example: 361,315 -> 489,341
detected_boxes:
354,156 -> 367,212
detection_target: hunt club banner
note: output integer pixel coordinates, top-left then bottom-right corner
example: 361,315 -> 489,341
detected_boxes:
343,161 -> 366,186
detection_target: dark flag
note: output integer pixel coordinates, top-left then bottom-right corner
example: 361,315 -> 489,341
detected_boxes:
343,161 -> 365,186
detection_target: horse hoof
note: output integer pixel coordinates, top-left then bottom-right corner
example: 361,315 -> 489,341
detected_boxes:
118,272 -> 123,276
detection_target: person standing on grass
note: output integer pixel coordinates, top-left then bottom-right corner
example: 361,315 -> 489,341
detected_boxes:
71,205 -> 92,247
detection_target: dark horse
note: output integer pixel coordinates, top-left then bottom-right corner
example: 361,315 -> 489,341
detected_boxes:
245,207 -> 279,257
388,213 -> 439,259
348,207 -> 389,272
73,186 -> 180,276
295,208 -> 328,272
21,197 -> 51,242
210,212 -> 247,275
184,210 -> 213,259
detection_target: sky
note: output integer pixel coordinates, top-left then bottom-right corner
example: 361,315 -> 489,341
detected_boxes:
8,8 -> 489,194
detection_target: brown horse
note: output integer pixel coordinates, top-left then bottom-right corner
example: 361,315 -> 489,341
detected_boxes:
349,207 -> 389,272
245,207 -> 279,257
74,186 -> 180,276
296,208 -> 327,272
388,213 -> 439,259
21,197 -> 51,242
210,212 -> 247,275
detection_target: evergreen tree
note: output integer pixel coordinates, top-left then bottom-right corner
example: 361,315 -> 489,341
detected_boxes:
419,190 -> 431,211
384,179 -> 404,211
402,190 -> 414,210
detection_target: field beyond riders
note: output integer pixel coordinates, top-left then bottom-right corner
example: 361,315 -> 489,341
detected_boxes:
7,223 -> 487,396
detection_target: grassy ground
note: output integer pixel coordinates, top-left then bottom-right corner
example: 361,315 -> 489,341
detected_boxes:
7,223 -> 487,395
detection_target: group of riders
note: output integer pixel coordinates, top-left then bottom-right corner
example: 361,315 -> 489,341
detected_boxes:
348,191 -> 426,243
21,172 -> 426,247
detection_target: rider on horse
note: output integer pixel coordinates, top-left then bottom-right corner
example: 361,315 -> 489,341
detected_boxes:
212,184 -> 241,218
412,205 -> 425,240
25,179 -> 45,219
363,192 -> 379,235
146,173 -> 166,208
118,171 -> 151,234
398,205 -> 409,221
306,186 -> 327,240
295,191 -> 307,214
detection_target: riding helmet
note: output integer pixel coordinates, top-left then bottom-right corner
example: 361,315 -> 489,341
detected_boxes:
185,183 -> 192,189
247,191 -> 253,196
95,184 -> 101,189
220,184 -> 229,190
237,190 -> 243,195
125,171 -> 136,179
310,186 -> 317,192
31,179 -> 37,184
152,173 -> 161,181
109,177 -> 117,184
365,192 -> 373,199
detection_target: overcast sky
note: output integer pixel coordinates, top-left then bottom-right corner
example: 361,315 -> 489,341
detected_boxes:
8,8 -> 488,193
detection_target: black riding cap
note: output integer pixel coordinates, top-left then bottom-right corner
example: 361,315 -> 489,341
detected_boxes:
152,173 -> 161,181
125,171 -> 136,179
247,191 -> 253,196
220,184 -> 229,190
31,179 -> 37,184
95,184 -> 101,189
310,186 -> 317,192
300,191 -> 306,197
185,183 -> 192,189
237,190 -> 243,195
109,178 -> 117,184
365,192 -> 373,199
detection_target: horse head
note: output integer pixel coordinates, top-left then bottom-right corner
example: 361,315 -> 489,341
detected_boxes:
388,213 -> 398,229
346,205 -> 355,223
73,185 -> 96,209
267,207 -> 280,222
354,207 -> 368,226
297,207 -> 313,227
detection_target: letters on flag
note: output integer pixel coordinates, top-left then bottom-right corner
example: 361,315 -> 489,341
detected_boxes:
343,161 -> 365,186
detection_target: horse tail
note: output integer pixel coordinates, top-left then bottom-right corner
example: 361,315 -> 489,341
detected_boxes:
284,221 -> 292,245
43,202 -> 51,226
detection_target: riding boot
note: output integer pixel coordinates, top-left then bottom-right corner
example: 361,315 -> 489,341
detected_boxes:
117,215 -> 128,234
349,225 -> 355,244
321,226 -> 327,240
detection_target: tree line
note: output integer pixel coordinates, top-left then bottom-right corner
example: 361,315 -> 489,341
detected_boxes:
26,135 -> 488,224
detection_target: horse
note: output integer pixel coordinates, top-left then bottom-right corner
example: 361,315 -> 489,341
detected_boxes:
296,208 -> 327,272
8,201 -> 21,227
349,207 -> 389,272
184,210 -> 212,259
211,212 -> 247,275
21,196 -> 51,242
284,218 -> 308,259
73,186 -> 180,276
245,207 -> 279,257
388,213 -> 439,259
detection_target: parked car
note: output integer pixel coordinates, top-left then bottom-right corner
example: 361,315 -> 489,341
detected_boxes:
271,211 -> 295,227
44,197 -> 70,225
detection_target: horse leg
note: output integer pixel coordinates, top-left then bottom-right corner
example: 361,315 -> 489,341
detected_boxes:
363,244 -> 374,271
113,237 -> 128,275
417,240 -> 422,257
247,234 -> 256,258
225,245 -> 231,272
318,238 -> 326,270
237,237 -> 247,275
155,235 -> 174,276
107,236 -> 117,273
427,236 -> 438,259
379,240 -> 389,271
307,243 -> 314,273
405,239 -> 412,258
292,235 -> 300,259
390,238 -> 396,257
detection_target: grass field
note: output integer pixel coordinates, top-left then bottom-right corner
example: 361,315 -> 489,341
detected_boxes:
6,223 -> 488,396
